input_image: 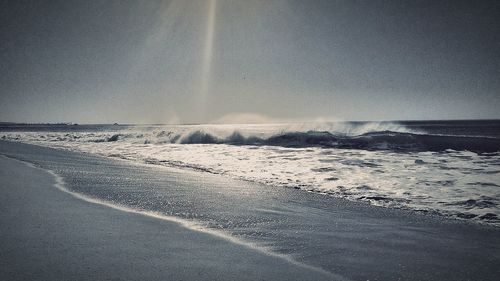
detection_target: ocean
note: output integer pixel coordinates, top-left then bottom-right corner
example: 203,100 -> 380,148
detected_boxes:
1,120 -> 500,225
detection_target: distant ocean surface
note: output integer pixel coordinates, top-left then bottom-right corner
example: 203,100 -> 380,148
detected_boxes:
2,120 -> 500,225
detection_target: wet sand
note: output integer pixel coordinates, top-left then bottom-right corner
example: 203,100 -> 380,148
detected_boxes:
0,155 -> 333,281
1,140 -> 500,280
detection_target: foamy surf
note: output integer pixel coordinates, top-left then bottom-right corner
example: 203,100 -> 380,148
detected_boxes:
1,120 -> 499,225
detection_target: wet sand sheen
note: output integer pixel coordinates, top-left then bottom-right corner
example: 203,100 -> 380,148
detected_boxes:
0,155 -> 334,281
1,140 -> 500,280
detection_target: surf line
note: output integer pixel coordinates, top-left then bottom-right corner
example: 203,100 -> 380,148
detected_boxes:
1,154 -> 347,281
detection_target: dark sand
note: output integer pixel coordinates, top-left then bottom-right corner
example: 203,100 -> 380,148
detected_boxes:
0,155 -> 333,281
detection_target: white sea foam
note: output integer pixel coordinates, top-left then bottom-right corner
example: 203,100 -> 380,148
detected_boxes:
2,122 -> 499,224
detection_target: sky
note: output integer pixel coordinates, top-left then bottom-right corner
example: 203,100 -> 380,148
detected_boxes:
1,0 -> 499,124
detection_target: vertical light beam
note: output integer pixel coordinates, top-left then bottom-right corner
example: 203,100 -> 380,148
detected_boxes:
198,0 -> 217,119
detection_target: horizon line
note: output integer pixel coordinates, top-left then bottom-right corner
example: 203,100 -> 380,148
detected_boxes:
1,118 -> 500,126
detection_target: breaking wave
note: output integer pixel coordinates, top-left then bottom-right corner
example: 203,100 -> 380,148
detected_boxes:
2,120 -> 500,225
175,130 -> 500,153
2,121 -> 499,153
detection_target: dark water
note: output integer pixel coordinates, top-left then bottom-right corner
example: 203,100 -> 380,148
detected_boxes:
1,120 -> 500,153
400,119 -> 500,138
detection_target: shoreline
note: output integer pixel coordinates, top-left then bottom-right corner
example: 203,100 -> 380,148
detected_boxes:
5,154 -> 334,277
1,140 -> 500,280
2,129 -> 499,227
4,139 -> 499,228
0,153 -> 335,281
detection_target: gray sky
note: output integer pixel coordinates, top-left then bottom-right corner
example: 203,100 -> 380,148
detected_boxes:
1,0 -> 499,124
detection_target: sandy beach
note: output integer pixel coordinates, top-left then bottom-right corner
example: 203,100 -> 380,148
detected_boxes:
0,152 -> 333,280
1,140 -> 500,280
3,0 -> 500,279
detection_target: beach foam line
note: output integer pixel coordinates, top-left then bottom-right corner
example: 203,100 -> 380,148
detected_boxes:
1,154 -> 346,281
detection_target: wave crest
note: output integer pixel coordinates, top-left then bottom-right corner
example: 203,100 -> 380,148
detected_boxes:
174,130 -> 500,153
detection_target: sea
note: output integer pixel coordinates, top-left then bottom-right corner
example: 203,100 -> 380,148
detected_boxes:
1,119 -> 500,226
